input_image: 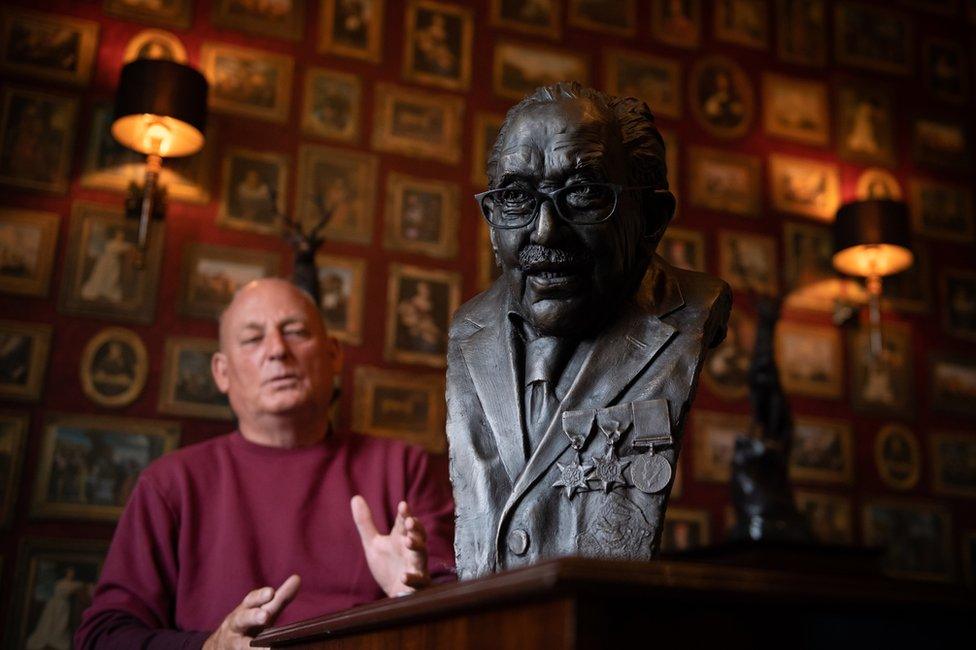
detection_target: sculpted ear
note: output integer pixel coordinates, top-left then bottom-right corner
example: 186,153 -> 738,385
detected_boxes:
644,189 -> 676,244
211,351 -> 230,393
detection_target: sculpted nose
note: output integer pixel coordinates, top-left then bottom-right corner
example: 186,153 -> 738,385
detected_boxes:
531,199 -> 560,244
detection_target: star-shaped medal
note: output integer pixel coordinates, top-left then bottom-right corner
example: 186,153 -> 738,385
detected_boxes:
590,447 -> 631,493
552,457 -> 593,500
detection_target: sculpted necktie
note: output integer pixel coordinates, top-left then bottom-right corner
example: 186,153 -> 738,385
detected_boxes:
524,336 -> 561,455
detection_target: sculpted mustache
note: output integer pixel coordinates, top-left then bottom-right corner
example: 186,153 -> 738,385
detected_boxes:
518,245 -> 590,271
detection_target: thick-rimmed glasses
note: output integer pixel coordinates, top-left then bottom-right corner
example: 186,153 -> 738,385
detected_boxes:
474,182 -> 660,229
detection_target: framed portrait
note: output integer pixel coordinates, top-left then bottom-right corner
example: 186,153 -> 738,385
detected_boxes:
718,230 -> 778,296
0,411 -> 28,528
692,411 -> 750,483
489,0 -> 561,40
921,37 -> 968,104
384,173 -> 459,259
471,112 -> 504,187
776,0 -> 826,66
31,413 -> 179,521
660,508 -> 710,554
385,263 -> 461,368
0,8 -> 99,85
912,115 -> 970,171
122,29 -> 187,64
834,3 -> 913,75
883,244 -> 930,314
658,227 -> 705,273
103,0 -> 193,29
782,221 -> 841,312
775,322 -> 843,399
688,56 -> 754,139
701,308 -> 755,401
848,323 -> 914,417
794,490 -> 853,544
403,0 -> 472,91
217,148 -> 288,235
790,417 -> 853,485
200,43 -> 293,123
296,144 -> 378,245
930,432 -> 976,499
941,269 -> 976,341
929,353 -> 976,416
603,49 -> 681,120
874,423 -> 921,490
6,537 -> 108,649
761,73 -> 828,146
908,179 -> 974,241
0,209 -> 59,297
714,0 -> 768,49
352,365 -> 446,453
80,327 -> 148,408
768,154 -> 840,222
0,86 -> 77,194
158,337 -> 232,420
650,0 -> 701,49
477,220 -> 501,292
317,0 -> 383,63
211,0 -> 305,40
0,320 -> 50,402
834,80 -> 896,167
855,168 -> 902,201
862,500 -> 953,582
568,0 -> 636,37
372,82 -> 463,164
58,202 -> 164,324
492,40 -> 590,102
315,254 -> 366,345
177,243 -> 281,320
301,67 -> 361,142
688,147 -> 761,217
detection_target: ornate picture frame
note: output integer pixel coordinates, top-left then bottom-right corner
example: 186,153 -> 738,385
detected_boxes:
295,144 -> 378,245
158,337 -> 233,421
80,327 -> 148,408
768,154 -> 840,222
775,322 -> 843,399
371,82 -> 463,164
317,0 -> 384,63
835,79 -> 897,167
908,178 -> 974,242
930,431 -> 976,499
402,0 -> 473,91
0,208 -> 59,298
177,242 -> 281,320
701,307 -> 755,401
383,172 -> 459,259
688,56 -> 754,139
0,86 -> 78,194
0,8 -> 99,85
492,40 -> 590,102
384,263 -> 461,368
848,322 -> 914,417
714,0 -> 769,50
718,230 -> 779,295
855,168 -> 902,201
862,499 -> 953,582
0,320 -> 51,402
912,114 -> 970,172
874,423 -> 921,490
929,353 -> 976,417
217,148 -> 289,236
650,0 -> 701,49
762,73 -> 829,146
603,49 -> 682,120
568,0 -> 636,37
122,29 -> 188,64
688,147 -> 761,217
790,416 -> 854,485
315,253 -> 367,346
103,0 -> 193,29
834,2 -> 913,75
692,410 -> 750,483
489,0 -> 561,40
200,42 -> 294,123
211,0 -> 305,40
300,67 -> 361,143
352,365 -> 446,453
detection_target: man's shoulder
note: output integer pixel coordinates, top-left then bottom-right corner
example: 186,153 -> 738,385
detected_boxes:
448,279 -> 506,340
140,433 -> 235,485
660,261 -> 732,347
337,431 -> 431,471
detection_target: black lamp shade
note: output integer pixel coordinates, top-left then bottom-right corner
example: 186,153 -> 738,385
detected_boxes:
832,199 -> 913,277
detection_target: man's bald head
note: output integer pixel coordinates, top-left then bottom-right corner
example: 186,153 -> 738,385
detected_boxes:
218,278 -> 324,351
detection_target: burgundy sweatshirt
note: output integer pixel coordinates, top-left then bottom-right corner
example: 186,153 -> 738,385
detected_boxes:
74,431 -> 456,649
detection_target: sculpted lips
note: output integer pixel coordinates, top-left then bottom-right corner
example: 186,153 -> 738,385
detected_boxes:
519,245 -> 590,293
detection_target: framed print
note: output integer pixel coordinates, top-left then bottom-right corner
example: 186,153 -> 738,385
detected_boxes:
884,244 -> 930,314
701,308 -> 755,401
912,115 -> 970,171
855,168 -> 902,201
714,0 -> 768,49
776,322 -> 843,399
718,230 -> 778,295
568,0 -> 636,37
217,148 -> 288,235
0,320 -> 50,402
862,500 -> 953,581
384,173 -> 459,259
477,220 -> 501,292
177,243 -> 281,320
352,365 -> 446,453
650,0 -> 701,49
58,202 -> 163,324
908,179 -> 973,241
688,56 -> 754,139
834,3 -> 913,75
660,508 -> 710,553
211,0 -> 305,40
296,144 -> 378,245
493,40 -> 590,102
372,83 -> 463,164
688,147 -> 761,217
122,28 -> 187,63
768,154 -> 840,222
929,353 -> 976,416
385,263 -> 461,368
692,411 -> 750,483
0,86 -> 77,194
301,67 -> 361,142
604,49 -> 681,120
849,323 -> 914,417
794,490 -> 853,544
921,37 -> 968,104
80,327 -> 148,408
6,537 -> 107,649
761,73 -> 828,146
941,269 -> 976,341
776,0 -> 826,66
930,432 -> 976,498
658,227 -> 705,273
158,337 -> 232,420
489,0 -> 561,40
103,0 -> 193,29
471,112 -> 504,186
0,9 -> 99,85
0,209 -> 59,297
782,221 -> 838,312
31,413 -> 179,521
403,0 -> 472,91
0,411 -> 28,528
791,417 -> 853,484
874,423 -> 921,490
835,80 -> 896,167
315,254 -> 366,345
200,43 -> 293,123
318,0 -> 383,63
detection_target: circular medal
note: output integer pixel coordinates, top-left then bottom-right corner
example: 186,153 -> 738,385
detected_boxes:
629,453 -> 672,494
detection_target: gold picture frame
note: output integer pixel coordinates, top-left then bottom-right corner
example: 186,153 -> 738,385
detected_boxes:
383,172 -> 459,259
402,0 -> 473,91
315,253 -> 367,346
384,263 -> 461,368
104,0 -> 193,29
762,73 -> 829,146
80,327 -> 148,408
158,337 -> 233,421
317,0 -> 384,63
122,29 -> 187,64
912,114 -> 971,172
489,0 -> 561,40
794,490 -> 853,544
650,0 -> 701,49
930,431 -> 976,499
603,49 -> 682,120
714,0 -> 768,50
200,42 -> 294,123
688,55 -> 754,139
217,148 -> 289,235
908,178 -> 974,242
874,423 -> 921,491
701,307 -> 755,401
492,40 -> 590,102
0,208 -> 59,297
296,144 -> 378,245
790,417 -> 854,485
0,86 -> 78,194
568,0 -> 636,37
768,153 -> 840,222
782,220 -> 841,312
301,67 -> 361,142
371,82 -> 464,164
0,8 -> 99,85
688,146 -> 761,217
929,353 -> 976,417
834,2 -> 913,75
776,322 -> 843,399
0,320 -> 51,402
211,0 -> 305,40
352,365 -> 447,453
834,79 -> 897,167
848,322 -> 914,417
177,242 -> 281,320
0,411 -> 28,529
718,230 -> 779,295
862,499 -> 953,582
855,168 -> 903,201
775,0 -> 826,67
692,410 -> 750,483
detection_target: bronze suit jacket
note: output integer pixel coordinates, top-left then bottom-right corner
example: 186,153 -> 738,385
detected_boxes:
446,256 -> 731,579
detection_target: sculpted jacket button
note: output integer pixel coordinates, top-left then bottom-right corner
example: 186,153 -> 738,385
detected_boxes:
507,529 -> 529,556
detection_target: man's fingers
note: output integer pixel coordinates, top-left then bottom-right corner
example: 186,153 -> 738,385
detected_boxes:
261,574 -> 302,618
402,571 -> 430,588
392,501 -> 409,535
241,586 -> 274,609
351,495 -> 380,544
229,603 -> 271,632
405,531 -> 427,551
403,516 -> 427,541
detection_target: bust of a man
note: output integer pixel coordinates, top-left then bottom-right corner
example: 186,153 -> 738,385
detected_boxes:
446,83 -> 731,579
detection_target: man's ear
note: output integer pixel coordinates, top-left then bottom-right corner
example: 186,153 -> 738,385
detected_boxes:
211,352 -> 230,393
327,336 -> 343,374
644,189 -> 676,243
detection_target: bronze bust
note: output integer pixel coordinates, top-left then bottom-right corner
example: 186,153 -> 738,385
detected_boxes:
447,83 -> 731,579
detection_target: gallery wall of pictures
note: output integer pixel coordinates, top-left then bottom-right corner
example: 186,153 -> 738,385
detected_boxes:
0,0 -> 975,635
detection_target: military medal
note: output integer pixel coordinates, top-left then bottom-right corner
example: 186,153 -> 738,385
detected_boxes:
590,445 -> 630,492
629,433 -> 674,495
552,458 -> 593,499
554,409 -> 596,500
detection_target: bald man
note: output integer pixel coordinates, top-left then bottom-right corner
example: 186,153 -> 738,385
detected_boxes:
76,279 -> 455,649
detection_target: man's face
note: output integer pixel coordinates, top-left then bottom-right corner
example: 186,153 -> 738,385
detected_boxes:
212,279 -> 340,424
490,98 -> 647,336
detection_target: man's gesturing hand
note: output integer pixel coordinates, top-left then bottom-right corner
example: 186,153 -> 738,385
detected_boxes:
351,495 -> 430,597
203,574 -> 301,650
